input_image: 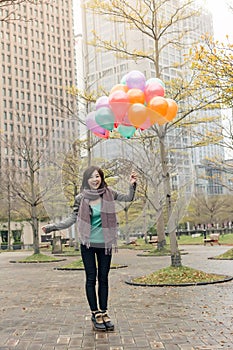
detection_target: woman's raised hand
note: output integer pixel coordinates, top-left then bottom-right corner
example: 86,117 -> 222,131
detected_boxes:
130,170 -> 137,184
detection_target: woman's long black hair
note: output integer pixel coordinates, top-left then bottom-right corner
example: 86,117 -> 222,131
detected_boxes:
80,165 -> 107,190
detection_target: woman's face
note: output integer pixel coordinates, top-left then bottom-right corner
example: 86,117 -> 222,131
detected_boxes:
87,170 -> 102,190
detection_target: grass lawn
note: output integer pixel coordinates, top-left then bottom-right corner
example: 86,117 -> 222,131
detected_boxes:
119,239 -> 154,250
119,233 -> 233,248
16,253 -> 65,263
54,246 -> 81,256
6,236 -> 232,285
121,235 -> 233,285
39,245 -> 81,255
56,259 -> 127,270
210,247 -> 233,260
58,259 -> 84,269
137,246 -> 173,256
130,265 -> 230,286
178,233 -> 233,245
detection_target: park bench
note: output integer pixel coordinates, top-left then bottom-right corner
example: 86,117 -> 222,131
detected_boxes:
204,233 -> 220,246
124,238 -> 138,246
148,236 -> 158,245
39,243 -> 51,249
191,233 -> 201,238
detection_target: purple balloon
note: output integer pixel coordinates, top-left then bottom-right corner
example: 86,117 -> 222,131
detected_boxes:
86,111 -> 107,135
95,95 -> 109,110
126,70 -> 146,91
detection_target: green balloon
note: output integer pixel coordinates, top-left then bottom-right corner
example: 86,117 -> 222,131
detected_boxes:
117,124 -> 136,138
120,73 -> 128,85
95,107 -> 115,131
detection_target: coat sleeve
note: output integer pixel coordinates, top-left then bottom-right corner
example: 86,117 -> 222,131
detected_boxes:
43,194 -> 82,233
111,183 -> 136,202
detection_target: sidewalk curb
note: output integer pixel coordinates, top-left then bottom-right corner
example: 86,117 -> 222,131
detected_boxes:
125,275 -> 233,287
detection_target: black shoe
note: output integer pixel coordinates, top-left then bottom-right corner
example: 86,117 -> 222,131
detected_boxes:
91,312 -> 106,331
102,312 -> 114,331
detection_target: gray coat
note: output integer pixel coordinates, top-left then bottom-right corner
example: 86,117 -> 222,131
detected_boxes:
43,184 -> 136,234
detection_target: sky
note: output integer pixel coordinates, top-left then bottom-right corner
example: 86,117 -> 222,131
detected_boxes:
73,0 -> 81,35
204,0 -> 233,40
73,0 -> 233,41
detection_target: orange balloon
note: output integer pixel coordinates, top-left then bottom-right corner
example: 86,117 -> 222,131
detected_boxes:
127,88 -> 145,104
140,117 -> 153,130
128,103 -> 147,128
146,107 -> 167,126
148,96 -> 168,116
164,98 -> 178,121
110,84 -> 129,94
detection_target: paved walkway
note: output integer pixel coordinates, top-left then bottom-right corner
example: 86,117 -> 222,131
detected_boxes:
0,245 -> 232,350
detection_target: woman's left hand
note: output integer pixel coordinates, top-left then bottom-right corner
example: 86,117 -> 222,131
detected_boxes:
130,170 -> 137,184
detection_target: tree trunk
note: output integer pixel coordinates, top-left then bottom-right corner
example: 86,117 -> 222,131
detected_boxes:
159,132 -> 182,266
142,206 -> 148,243
124,207 -> 130,243
152,176 -> 166,249
30,168 -> 40,255
156,212 -> 166,250
32,212 -> 40,254
74,225 -> 79,251
87,129 -> 91,166
7,182 -> 11,250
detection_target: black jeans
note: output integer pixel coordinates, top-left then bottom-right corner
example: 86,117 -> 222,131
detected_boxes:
81,244 -> 112,312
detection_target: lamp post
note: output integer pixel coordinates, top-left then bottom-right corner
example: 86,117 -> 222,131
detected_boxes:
7,181 -> 11,250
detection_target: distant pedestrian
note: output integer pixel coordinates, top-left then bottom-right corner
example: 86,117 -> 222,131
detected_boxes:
203,229 -> 207,239
42,165 -> 137,331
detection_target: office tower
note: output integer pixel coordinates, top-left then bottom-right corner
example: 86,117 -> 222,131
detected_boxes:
0,1 -> 78,176
80,0 -> 225,195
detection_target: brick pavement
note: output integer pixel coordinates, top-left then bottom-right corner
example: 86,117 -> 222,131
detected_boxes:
0,245 -> 232,350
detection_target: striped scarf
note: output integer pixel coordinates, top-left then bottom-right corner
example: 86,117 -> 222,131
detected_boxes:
77,187 -> 118,253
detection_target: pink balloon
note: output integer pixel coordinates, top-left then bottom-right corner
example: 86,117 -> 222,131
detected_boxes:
121,113 -> 133,127
144,82 -> 165,103
93,129 -> 109,139
109,90 -> 130,125
95,96 -> 109,110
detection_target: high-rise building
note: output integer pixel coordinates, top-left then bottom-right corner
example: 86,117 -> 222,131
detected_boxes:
0,1 -> 78,175
80,0 -> 225,195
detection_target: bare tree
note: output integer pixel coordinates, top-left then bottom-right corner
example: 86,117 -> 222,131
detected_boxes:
187,192 -> 232,228
83,0 -> 223,266
0,123 -> 62,254
0,0 -> 49,22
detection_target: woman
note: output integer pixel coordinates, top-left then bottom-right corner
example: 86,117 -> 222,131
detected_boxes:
42,165 -> 137,331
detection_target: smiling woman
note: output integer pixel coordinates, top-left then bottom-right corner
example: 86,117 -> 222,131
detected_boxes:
42,164 -> 137,332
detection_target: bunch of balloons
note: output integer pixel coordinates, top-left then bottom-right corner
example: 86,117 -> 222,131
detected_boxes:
86,70 -> 178,139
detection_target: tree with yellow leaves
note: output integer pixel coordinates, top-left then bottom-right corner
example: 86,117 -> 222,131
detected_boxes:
190,34 -> 233,107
